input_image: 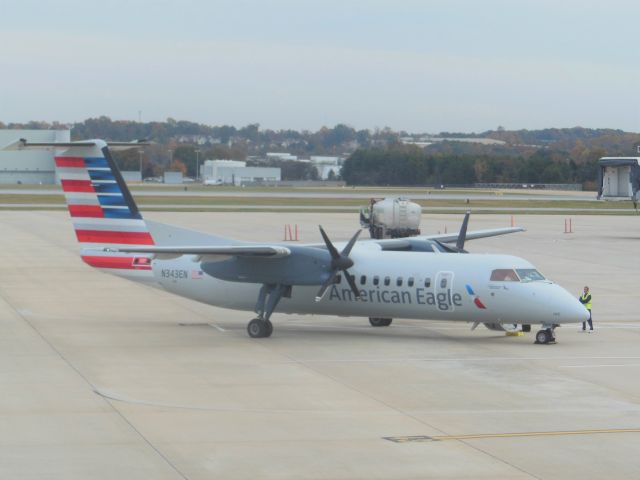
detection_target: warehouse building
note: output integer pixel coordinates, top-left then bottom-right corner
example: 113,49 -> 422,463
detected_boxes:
0,129 -> 71,184
202,160 -> 281,186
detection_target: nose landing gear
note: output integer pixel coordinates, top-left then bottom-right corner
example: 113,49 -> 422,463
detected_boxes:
535,326 -> 557,344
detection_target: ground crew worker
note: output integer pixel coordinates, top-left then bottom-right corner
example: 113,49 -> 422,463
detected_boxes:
579,286 -> 593,332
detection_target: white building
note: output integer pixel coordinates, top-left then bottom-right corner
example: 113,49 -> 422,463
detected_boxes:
164,171 -> 184,184
309,155 -> 343,180
202,159 -> 281,186
266,152 -> 298,161
121,171 -> 142,183
0,129 -> 71,184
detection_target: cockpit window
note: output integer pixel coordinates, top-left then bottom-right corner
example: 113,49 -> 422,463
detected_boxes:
516,269 -> 546,282
490,269 -> 519,282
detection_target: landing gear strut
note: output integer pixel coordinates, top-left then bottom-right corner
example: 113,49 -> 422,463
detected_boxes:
247,283 -> 291,338
535,326 -> 556,345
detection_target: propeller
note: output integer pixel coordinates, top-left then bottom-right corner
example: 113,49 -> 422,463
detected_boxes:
315,226 -> 361,302
434,211 -> 470,253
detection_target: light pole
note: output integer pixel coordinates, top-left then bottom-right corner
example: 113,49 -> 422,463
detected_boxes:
138,150 -> 143,181
195,149 -> 200,181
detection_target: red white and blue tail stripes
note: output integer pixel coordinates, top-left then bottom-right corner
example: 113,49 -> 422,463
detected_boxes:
54,142 -> 154,274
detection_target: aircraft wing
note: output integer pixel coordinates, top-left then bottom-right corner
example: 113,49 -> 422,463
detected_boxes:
107,245 -> 291,259
372,226 -> 525,250
422,226 -> 525,243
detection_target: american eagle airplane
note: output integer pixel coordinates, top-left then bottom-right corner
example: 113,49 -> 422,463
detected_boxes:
6,139 -> 588,344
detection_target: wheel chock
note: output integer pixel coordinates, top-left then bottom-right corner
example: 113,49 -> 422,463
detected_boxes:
505,331 -> 524,337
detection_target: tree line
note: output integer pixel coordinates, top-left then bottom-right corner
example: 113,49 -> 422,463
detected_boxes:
342,144 -> 602,188
3,118 -> 638,184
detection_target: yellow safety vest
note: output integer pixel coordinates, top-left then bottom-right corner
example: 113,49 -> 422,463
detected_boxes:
581,293 -> 592,310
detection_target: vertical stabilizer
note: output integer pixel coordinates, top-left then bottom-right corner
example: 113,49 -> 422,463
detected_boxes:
53,140 -> 155,276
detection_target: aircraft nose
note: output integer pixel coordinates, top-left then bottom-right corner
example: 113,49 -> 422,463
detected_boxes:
567,297 -> 590,323
551,285 -> 590,324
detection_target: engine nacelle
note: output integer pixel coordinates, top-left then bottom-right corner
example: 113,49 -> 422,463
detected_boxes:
483,322 -> 520,332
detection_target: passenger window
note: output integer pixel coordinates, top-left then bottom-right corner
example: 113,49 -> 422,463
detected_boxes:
396,277 -> 403,287
440,278 -> 447,288
490,269 -> 519,282
408,277 -> 414,287
360,275 -> 366,285
373,276 -> 379,286
424,278 -> 431,288
384,276 -> 390,286
336,274 -> 342,284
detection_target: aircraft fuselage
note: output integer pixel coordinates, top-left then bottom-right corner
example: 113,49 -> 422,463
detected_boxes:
144,248 -> 587,326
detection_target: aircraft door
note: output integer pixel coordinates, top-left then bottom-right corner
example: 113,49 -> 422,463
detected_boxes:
435,271 -> 455,312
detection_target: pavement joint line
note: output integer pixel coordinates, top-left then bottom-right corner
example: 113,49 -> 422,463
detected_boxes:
384,428 -> 640,443
271,355 -> 640,364
255,343 -> 540,479
559,364 -> 640,368
0,291 -> 190,480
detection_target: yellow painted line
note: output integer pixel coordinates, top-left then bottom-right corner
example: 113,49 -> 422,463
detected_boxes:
384,428 -> 640,443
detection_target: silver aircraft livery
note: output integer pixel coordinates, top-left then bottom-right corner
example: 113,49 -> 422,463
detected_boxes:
5,139 -> 589,344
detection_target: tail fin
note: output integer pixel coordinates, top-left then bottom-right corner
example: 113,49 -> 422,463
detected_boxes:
27,139 -> 156,277
53,140 -> 155,247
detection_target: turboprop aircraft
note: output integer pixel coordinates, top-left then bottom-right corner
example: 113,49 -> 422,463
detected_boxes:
4,139 -> 589,344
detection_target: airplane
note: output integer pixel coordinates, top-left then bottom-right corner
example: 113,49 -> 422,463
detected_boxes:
4,139 -> 589,345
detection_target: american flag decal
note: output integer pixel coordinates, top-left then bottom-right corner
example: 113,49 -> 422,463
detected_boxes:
192,270 -> 204,279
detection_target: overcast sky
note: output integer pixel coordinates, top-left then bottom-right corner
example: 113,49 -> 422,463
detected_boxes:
1,0 -> 638,132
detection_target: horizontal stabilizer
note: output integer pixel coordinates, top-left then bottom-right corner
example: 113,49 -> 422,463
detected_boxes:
107,245 -> 291,259
2,139 -> 148,151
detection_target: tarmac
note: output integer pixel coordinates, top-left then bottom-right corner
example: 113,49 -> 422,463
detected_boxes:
1,211 -> 639,479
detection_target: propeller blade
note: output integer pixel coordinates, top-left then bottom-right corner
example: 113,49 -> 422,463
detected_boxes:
456,211 -> 470,251
318,225 -> 340,259
341,229 -> 362,256
315,272 -> 338,302
344,272 -> 361,299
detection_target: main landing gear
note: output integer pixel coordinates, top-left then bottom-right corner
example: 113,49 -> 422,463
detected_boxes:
247,318 -> 273,338
535,325 -> 557,345
247,283 -> 291,338
369,317 -> 393,327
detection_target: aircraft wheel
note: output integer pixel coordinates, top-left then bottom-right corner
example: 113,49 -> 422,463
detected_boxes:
247,318 -> 271,338
264,319 -> 273,337
369,317 -> 392,327
535,329 -> 555,344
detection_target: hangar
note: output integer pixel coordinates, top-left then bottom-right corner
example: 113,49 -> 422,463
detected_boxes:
0,129 -> 71,184
597,157 -> 640,201
202,159 -> 281,186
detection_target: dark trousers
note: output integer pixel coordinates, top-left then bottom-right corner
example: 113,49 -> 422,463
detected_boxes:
582,309 -> 593,330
